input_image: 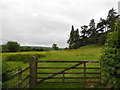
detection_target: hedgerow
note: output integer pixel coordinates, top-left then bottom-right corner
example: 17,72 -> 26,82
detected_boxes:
101,19 -> 120,88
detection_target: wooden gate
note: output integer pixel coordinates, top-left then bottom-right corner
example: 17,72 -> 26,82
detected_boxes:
12,56 -> 101,88
28,57 -> 101,87
37,61 -> 101,84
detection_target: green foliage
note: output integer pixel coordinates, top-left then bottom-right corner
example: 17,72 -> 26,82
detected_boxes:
2,41 -> 20,52
106,31 -> 118,48
2,41 -> 50,52
2,61 -> 14,87
20,46 -> 45,51
64,47 -> 68,50
67,26 -> 80,49
107,8 -> 119,31
52,44 -> 59,50
2,63 -> 13,82
101,20 -> 120,88
97,33 -> 107,45
2,45 -> 7,52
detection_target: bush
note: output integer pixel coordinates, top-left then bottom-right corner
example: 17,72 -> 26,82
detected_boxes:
101,20 -> 120,88
2,62 -> 14,87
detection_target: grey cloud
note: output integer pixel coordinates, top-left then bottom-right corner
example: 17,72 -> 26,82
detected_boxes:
1,0 -> 119,47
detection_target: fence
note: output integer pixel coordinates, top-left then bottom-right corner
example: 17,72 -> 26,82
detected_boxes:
12,66 -> 30,88
13,56 -> 101,88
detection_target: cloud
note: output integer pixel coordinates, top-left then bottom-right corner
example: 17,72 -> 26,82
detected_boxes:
1,0 -> 119,47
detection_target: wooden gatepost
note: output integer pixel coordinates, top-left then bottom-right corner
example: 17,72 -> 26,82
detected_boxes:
29,56 -> 37,88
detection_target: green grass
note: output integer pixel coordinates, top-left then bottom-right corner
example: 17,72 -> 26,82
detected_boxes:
2,44 -> 105,88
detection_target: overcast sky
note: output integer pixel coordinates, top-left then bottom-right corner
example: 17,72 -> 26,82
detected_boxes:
1,0 -> 119,48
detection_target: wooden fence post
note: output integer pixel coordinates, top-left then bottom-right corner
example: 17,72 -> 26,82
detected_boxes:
100,60 -> 104,85
29,56 -> 37,88
84,62 -> 86,84
18,68 -> 22,88
62,72 -> 65,82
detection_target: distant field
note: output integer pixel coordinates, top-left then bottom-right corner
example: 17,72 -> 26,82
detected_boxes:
2,44 -> 105,88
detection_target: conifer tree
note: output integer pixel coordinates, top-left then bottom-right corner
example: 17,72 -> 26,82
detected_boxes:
74,28 -> 80,49
67,26 -> 80,49
67,25 -> 75,49
81,25 -> 89,45
88,19 -> 97,44
107,8 -> 119,31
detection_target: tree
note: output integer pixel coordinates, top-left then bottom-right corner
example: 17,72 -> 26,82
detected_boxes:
96,18 -> 108,45
6,41 -> 20,52
106,8 -> 119,31
64,47 -> 68,50
97,18 -> 107,33
81,25 -> 89,37
67,26 -> 80,49
67,25 -> 75,49
88,19 -> 97,44
2,45 -> 7,52
52,44 -> 59,50
80,25 -> 89,45
73,29 -> 80,49
97,33 -> 107,45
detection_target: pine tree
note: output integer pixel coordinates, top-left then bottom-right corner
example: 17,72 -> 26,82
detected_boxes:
88,19 -> 97,44
80,25 -> 89,45
67,25 -> 75,49
67,26 -> 80,49
74,28 -> 80,49
106,8 -> 119,31
97,18 -> 106,33
81,25 -> 89,37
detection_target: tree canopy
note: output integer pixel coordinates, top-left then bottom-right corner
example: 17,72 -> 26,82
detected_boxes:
67,8 -> 119,49
52,44 -> 59,50
2,41 -> 20,52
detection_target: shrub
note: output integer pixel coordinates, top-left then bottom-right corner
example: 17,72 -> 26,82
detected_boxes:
101,19 -> 120,88
2,62 -> 14,87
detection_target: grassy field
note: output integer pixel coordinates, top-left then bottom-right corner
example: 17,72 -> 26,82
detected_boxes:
2,44 -> 105,88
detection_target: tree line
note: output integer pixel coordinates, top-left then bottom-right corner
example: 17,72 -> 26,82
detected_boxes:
67,8 -> 119,49
1,41 -> 60,52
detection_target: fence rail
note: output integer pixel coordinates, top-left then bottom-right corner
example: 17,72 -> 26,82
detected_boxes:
41,81 -> 100,83
37,77 -> 101,79
12,66 -> 30,88
37,72 -> 101,74
37,67 -> 101,69
13,67 -> 30,77
37,60 -> 99,63
14,75 -> 30,87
